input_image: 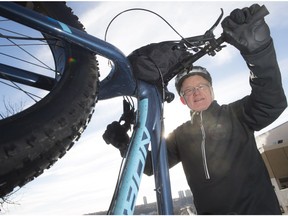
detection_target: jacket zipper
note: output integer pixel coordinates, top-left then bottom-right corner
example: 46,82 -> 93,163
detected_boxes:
199,112 -> 210,180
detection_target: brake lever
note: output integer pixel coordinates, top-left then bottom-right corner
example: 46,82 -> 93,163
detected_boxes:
181,8 -> 224,48
206,8 -> 224,35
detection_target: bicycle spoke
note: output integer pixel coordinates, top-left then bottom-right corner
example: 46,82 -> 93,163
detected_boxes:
0,26 -> 47,40
0,80 -> 42,101
5,37 -> 54,71
0,52 -> 53,71
0,15 -> 57,118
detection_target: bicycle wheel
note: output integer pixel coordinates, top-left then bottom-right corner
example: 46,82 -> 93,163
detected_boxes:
0,2 -> 98,197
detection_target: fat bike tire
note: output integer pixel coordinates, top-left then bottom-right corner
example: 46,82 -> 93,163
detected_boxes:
0,2 -> 99,197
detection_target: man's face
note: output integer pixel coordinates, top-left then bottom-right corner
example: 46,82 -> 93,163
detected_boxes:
180,75 -> 213,112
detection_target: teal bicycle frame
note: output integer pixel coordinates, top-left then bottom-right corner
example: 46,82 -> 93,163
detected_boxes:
0,3 -> 173,214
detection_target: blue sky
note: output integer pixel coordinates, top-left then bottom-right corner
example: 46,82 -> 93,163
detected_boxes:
2,1 -> 288,215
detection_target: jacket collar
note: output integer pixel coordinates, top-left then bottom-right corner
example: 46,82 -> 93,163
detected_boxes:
190,100 -> 220,124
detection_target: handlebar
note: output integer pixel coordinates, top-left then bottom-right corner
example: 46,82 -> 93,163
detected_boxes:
250,5 -> 269,23
164,4 -> 269,90
162,35 -> 225,91
181,35 -> 225,69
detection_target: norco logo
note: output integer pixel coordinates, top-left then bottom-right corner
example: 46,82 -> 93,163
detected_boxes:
112,99 -> 151,215
122,126 -> 150,215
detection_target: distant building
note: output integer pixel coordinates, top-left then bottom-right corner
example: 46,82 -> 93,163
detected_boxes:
89,189 -> 196,215
185,189 -> 192,197
178,190 -> 185,199
143,196 -> 148,205
257,121 -> 288,213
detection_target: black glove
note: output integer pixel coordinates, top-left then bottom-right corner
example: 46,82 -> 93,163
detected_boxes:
221,4 -> 271,54
103,121 -> 129,157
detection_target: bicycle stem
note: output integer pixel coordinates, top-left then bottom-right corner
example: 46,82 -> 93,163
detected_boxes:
182,35 -> 225,70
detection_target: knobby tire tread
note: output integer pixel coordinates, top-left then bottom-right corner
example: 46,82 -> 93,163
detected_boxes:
0,2 -> 99,197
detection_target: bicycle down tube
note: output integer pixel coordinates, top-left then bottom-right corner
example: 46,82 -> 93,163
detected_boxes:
110,81 -> 173,214
0,2 -> 173,214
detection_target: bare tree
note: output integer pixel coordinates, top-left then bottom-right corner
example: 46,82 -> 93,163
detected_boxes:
0,189 -> 21,213
1,97 -> 25,118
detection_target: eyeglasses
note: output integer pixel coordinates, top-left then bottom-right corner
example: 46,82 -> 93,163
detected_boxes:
180,83 -> 210,97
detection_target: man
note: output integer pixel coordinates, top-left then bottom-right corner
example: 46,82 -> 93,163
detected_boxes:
105,4 -> 287,214
143,4 -> 287,214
